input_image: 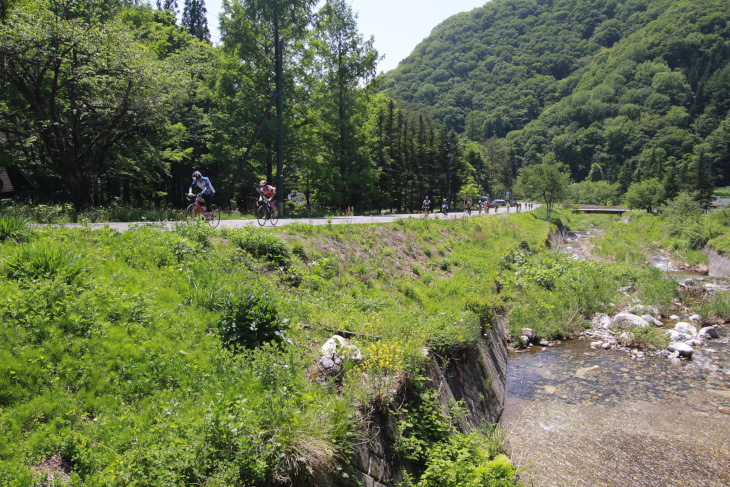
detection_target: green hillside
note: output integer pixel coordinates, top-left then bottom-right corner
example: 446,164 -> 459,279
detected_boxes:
382,0 -> 730,188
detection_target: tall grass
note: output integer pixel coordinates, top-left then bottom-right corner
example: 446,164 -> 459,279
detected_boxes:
5,242 -> 89,284
0,215 -> 32,242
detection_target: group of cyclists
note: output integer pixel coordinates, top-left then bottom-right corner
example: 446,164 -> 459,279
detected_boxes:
421,196 -> 512,217
187,171 -> 276,219
188,171 -> 529,220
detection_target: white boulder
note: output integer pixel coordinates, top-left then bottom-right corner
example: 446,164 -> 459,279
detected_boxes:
674,322 -> 697,335
641,315 -> 664,327
320,335 -> 363,362
699,326 -> 719,339
667,342 -> 694,358
612,313 -> 650,329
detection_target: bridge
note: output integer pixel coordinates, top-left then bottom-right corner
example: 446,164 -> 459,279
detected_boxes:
574,204 -> 627,214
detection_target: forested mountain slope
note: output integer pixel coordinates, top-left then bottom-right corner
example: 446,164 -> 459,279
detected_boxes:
381,0 -> 730,188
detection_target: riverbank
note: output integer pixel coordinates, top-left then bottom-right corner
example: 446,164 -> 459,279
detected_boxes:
503,213 -> 730,487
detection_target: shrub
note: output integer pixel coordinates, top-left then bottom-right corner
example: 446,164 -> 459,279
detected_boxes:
218,290 -> 290,350
416,432 -> 516,487
5,242 -> 89,285
228,228 -> 292,267
465,294 -> 505,327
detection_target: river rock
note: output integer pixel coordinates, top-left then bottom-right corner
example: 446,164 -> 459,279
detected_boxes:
591,313 -> 612,329
574,365 -> 600,379
667,342 -> 694,358
699,326 -> 719,339
521,328 -> 537,342
667,330 -> 692,342
681,278 -> 697,287
670,315 -> 681,321
641,315 -> 664,327
688,314 -> 702,323
538,338 -> 550,347
618,331 -> 635,345
686,339 -> 703,347
674,322 -> 697,335
602,342 -> 612,350
591,341 -> 603,349
612,313 -> 650,329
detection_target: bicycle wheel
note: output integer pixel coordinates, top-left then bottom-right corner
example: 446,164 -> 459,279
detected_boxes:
186,204 -> 201,224
208,204 -> 221,228
256,205 -> 267,226
269,207 -> 278,226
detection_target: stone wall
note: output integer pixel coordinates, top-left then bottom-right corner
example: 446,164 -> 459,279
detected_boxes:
344,318 -> 509,487
705,247 -> 730,278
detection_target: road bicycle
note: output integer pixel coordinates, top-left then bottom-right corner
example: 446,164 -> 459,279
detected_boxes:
256,191 -> 279,226
186,193 -> 220,227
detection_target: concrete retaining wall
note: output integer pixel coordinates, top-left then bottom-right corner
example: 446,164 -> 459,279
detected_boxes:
343,318 -> 508,487
706,247 -> 730,277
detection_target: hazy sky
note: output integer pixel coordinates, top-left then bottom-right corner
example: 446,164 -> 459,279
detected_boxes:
201,0 -> 488,73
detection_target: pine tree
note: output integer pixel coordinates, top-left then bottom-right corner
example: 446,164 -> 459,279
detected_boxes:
694,148 -> 714,209
662,163 -> 679,202
157,0 -> 178,17
182,0 -> 210,42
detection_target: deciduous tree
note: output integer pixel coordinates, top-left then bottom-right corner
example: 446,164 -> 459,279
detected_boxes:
514,158 -> 570,219
0,2 -> 188,208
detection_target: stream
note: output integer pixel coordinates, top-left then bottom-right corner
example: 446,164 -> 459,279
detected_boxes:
501,227 -> 730,487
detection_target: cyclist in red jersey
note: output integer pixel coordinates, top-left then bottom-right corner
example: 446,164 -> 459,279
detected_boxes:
258,180 -> 277,213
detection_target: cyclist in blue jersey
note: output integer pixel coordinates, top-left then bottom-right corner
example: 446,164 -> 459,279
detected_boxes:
188,171 -> 215,215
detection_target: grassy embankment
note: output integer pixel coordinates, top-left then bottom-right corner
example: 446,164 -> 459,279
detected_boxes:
570,201 -> 730,323
0,210 -> 690,485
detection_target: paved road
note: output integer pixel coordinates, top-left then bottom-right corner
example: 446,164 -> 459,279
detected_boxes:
42,205 -> 538,231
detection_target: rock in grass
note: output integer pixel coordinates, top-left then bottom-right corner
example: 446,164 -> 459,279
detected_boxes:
629,304 -> 646,315
320,335 -> 363,361
667,342 -> 694,358
689,314 -> 702,323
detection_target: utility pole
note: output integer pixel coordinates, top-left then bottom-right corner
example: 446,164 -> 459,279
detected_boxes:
447,142 -> 453,205
276,37 -> 284,216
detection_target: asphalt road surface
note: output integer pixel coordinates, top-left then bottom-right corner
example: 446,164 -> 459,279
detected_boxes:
42,205 -> 538,231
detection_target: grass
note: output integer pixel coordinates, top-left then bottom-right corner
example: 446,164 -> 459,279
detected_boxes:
0,207 -> 701,485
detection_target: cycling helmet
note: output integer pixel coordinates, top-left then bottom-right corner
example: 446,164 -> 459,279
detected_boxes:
192,171 -> 202,179
425,196 -> 429,199
259,180 -> 267,185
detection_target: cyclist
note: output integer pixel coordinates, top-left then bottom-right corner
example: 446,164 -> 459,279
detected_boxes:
422,196 -> 432,216
466,200 -> 472,214
188,171 -> 215,217
258,180 -> 277,213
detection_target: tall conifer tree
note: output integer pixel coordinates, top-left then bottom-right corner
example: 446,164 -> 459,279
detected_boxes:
157,0 -> 178,17
182,0 -> 210,42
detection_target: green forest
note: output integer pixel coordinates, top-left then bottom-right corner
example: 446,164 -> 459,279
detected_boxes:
382,0 -> 730,208
2,0 -> 729,214
0,0 -> 473,214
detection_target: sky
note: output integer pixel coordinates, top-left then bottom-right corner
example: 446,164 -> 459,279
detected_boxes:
201,0 -> 489,74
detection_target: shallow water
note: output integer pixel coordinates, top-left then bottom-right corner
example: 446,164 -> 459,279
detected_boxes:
504,228 -> 730,485
503,326 -> 730,486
